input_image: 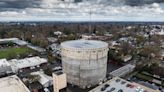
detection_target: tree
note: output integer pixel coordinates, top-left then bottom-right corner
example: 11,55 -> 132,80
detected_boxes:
59,34 -> 77,42
119,42 -> 134,56
7,30 -> 21,38
48,31 -> 54,37
47,50 -> 56,63
0,31 -> 7,38
44,67 -> 53,76
144,63 -> 164,77
139,45 -> 160,58
138,45 -> 161,67
27,75 -> 41,83
7,41 -> 14,46
108,49 -> 123,65
135,35 -> 145,46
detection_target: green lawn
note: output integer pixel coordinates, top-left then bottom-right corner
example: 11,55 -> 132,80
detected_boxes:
135,73 -> 153,81
135,72 -> 163,86
0,47 -> 34,59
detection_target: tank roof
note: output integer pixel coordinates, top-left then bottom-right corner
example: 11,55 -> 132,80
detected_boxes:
61,40 -> 108,49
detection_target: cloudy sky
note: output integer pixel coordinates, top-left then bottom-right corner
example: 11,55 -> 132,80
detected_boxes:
0,0 -> 164,22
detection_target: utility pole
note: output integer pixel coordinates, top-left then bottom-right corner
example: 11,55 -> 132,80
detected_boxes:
89,5 -> 92,34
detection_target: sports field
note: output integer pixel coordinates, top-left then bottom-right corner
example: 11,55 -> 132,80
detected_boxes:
0,47 -> 34,59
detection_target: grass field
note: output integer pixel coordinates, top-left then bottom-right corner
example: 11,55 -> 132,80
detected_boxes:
135,72 -> 164,86
0,47 -> 34,59
135,73 -> 153,81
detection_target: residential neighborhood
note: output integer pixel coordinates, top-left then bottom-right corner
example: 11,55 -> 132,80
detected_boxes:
0,0 -> 164,92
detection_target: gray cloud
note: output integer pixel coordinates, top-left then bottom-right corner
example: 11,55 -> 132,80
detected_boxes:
125,0 -> 164,6
0,0 -> 164,21
97,0 -> 164,6
0,0 -> 164,9
0,0 -> 41,9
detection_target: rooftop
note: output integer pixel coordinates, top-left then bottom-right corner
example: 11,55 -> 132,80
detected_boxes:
0,38 -> 28,46
89,77 -> 160,92
61,40 -> 108,49
12,39 -> 28,46
0,59 -> 10,67
9,56 -> 47,69
110,64 -> 135,77
54,71 -> 64,75
0,75 -> 30,92
0,59 -> 13,75
31,71 -> 53,87
27,45 -> 46,52
0,38 -> 18,42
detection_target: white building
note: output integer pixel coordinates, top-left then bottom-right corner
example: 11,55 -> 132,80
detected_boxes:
150,29 -> 164,36
54,31 -> 62,36
9,56 -> 47,72
89,77 -> 160,92
0,75 -> 30,92
122,55 -> 132,62
0,59 -> 13,75
155,29 -> 164,35
31,71 -> 53,88
110,64 -> 135,77
53,71 -> 67,92
47,37 -> 58,43
109,41 -> 120,49
27,45 -> 46,52
0,38 -> 28,46
61,40 -> 108,88
50,43 -> 60,51
81,34 -> 92,40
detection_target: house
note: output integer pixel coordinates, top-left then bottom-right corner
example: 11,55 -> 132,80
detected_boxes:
81,34 -> 92,40
122,55 -> 132,62
54,31 -> 62,36
31,71 -> 53,88
156,29 -> 164,35
47,37 -> 58,43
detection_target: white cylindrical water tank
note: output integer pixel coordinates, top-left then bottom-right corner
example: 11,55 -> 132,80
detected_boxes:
61,40 -> 108,88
